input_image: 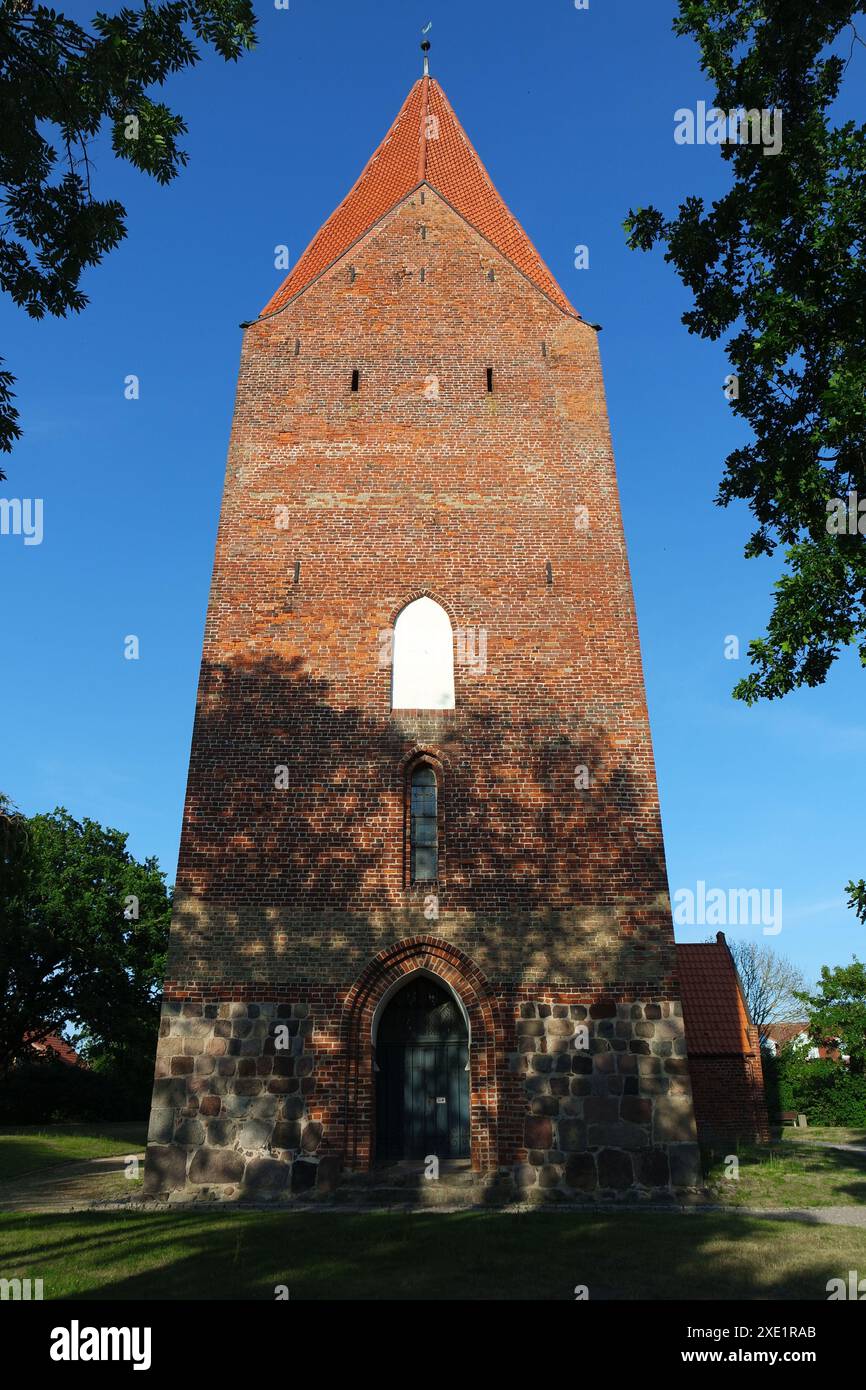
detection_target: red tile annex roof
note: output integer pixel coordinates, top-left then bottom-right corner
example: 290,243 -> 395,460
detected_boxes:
259,75 -> 578,321
676,936 -> 755,1055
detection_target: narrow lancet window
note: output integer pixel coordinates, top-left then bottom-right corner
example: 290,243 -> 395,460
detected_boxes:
410,765 -> 438,882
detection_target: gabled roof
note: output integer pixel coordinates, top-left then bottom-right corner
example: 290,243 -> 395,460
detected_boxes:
259,75 -> 578,321
765,1021 -> 808,1046
676,936 -> 755,1055
26,1032 -> 83,1067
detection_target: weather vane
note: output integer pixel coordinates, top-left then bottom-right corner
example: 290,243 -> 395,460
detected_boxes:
421,22 -> 431,77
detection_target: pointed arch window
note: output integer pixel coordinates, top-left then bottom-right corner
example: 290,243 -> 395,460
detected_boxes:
410,764 -> 438,882
391,596 -> 455,710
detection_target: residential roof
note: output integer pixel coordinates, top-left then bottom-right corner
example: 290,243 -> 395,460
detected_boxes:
765,1021 -> 809,1046
676,936 -> 755,1055
259,75 -> 578,321
27,1033 -> 82,1066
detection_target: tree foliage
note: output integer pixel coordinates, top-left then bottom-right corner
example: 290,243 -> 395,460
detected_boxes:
795,959 -> 866,1074
625,0 -> 866,917
846,877 -> 866,924
0,0 -> 257,473
763,1045 -> 866,1124
625,0 -> 866,697
0,795 -> 171,1078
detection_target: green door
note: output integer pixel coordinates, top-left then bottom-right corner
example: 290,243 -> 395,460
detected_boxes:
375,978 -> 470,1161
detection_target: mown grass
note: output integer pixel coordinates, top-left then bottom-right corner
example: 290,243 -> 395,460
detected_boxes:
0,1124 -> 147,1182
782,1126 -> 866,1147
0,1208 -> 863,1300
703,1136 -> 866,1207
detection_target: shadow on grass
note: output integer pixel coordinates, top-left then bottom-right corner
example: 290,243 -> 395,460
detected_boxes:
702,1138 -> 866,1207
1,1208 -> 864,1301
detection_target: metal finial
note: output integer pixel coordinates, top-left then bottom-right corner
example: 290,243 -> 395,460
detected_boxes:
421,22 -> 431,77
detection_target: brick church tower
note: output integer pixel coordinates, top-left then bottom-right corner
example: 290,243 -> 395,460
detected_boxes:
144,59 -> 702,1203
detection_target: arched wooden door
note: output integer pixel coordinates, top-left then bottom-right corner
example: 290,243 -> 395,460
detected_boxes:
375,977 -> 470,1160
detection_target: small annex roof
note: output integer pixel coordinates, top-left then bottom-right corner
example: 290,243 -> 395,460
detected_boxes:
676,934 -> 756,1056
259,75 -> 578,321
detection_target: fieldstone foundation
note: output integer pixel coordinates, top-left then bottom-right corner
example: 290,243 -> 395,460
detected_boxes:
512,998 -> 702,1200
144,988 -> 702,1204
144,999 -> 328,1201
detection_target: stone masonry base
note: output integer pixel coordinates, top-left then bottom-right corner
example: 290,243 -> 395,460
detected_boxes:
143,993 -> 703,1203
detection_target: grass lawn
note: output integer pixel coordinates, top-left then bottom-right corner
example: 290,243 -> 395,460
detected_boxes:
1,1207 -> 864,1300
782,1126 -> 866,1147
703,1137 -> 866,1207
0,1124 -> 146,1182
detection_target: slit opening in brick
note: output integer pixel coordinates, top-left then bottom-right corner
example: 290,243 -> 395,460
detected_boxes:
487,268 -> 495,283
294,339 -> 301,357
351,369 -> 360,393
486,367 -> 494,394
420,268 -> 426,283
294,560 -> 301,585
348,265 -> 356,284
546,561 -> 553,586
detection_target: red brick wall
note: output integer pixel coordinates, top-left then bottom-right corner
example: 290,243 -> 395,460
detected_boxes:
170,186 -> 676,987
688,1031 -> 770,1146
147,183 -> 701,1198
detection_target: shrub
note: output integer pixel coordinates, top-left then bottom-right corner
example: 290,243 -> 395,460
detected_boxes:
0,1058 -> 150,1124
762,1045 -> 866,1126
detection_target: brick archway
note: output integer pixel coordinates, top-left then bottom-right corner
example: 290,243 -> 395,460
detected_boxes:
341,937 -> 500,1171
386,587 -> 459,629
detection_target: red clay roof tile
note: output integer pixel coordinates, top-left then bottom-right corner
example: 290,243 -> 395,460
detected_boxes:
676,940 -> 755,1055
259,76 -> 578,320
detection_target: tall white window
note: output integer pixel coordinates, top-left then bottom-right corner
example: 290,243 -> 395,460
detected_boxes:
391,597 -> 455,709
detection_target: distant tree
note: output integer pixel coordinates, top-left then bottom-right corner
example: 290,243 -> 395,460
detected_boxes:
0,798 -> 170,1078
724,939 -> 806,1044
795,960 -> 866,1075
847,879 -> 866,925
0,1 -> 257,471
625,1 -> 866,917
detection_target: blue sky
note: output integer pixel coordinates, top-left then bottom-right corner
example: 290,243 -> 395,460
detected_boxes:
2,0 -> 862,989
